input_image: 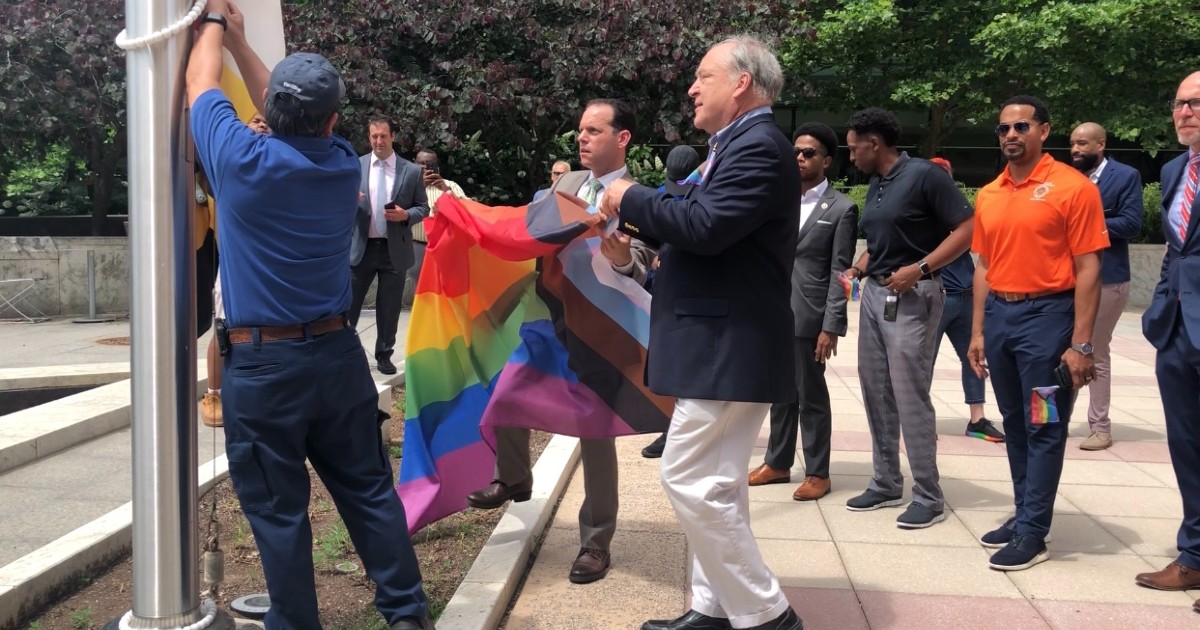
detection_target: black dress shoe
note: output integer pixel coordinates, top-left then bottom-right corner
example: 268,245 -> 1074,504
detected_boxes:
747,608 -> 803,630
465,479 -> 533,509
377,357 -> 397,375
642,433 -> 667,458
642,610 -> 732,630
390,617 -> 435,630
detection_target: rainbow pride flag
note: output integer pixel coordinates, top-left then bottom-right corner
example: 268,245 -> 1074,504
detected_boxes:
396,190 -> 674,533
1030,386 -> 1061,424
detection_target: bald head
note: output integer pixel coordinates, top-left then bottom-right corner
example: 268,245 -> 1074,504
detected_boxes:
1174,71 -> 1200,150
1069,121 -> 1107,173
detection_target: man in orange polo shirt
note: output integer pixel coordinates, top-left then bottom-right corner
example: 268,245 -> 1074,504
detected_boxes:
967,95 -> 1108,572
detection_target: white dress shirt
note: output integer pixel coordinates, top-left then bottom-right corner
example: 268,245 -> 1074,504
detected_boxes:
1086,157 -> 1108,184
368,153 -> 397,238
580,166 -> 629,210
798,178 -> 830,232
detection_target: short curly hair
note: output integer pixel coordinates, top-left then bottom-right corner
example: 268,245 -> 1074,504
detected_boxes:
793,122 -> 839,157
1000,95 -> 1051,125
846,107 -> 902,148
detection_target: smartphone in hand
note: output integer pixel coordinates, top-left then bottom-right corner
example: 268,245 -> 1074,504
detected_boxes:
384,202 -> 398,209
1053,363 -> 1074,390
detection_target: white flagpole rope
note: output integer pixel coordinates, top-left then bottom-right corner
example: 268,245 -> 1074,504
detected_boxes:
115,0 -> 208,50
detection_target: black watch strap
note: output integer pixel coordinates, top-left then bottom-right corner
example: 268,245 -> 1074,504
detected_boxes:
200,12 -> 228,30
918,259 -> 931,275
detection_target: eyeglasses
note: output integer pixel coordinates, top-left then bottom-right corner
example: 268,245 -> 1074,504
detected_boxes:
793,147 -> 821,159
551,170 -> 568,177
1171,98 -> 1200,112
995,121 -> 1035,136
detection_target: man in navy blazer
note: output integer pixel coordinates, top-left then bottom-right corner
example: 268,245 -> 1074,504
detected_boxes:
1069,122 -> 1143,451
348,117 -> 429,375
601,36 -> 803,630
1136,72 -> 1200,603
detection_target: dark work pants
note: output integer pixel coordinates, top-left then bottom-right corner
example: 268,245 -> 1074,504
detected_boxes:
222,326 -> 427,629
765,336 -> 832,477
983,292 -> 1075,541
349,239 -> 406,361
1155,317 -> 1200,570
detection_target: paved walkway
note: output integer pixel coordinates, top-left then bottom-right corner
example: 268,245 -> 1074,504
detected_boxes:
0,311 -> 401,568
503,308 -> 1198,630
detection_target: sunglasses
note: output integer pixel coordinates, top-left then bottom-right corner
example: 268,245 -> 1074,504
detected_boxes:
1171,98 -> 1200,113
793,147 -> 822,158
995,121 -> 1037,136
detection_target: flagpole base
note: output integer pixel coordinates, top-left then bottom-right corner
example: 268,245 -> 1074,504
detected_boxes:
101,603 -> 236,630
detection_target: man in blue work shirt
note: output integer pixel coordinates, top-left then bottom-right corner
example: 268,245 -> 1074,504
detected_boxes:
185,1 -> 432,628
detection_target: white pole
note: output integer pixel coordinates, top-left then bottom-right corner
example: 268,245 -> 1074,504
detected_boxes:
122,0 -> 203,625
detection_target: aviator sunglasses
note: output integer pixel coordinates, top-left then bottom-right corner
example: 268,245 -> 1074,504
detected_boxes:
995,121 -> 1037,136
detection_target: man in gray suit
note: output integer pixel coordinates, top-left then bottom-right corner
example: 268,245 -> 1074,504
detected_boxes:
466,98 -> 637,585
349,116 -> 429,375
748,122 -> 859,501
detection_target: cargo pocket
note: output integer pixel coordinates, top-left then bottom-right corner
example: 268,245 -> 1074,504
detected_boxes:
376,409 -> 395,481
225,441 -> 274,513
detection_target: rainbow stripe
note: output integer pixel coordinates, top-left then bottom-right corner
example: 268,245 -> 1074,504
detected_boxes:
1030,386 -> 1060,425
396,191 -> 673,533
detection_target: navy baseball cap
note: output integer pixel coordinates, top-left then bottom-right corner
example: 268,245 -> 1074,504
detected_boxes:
266,52 -> 345,117
664,145 -> 701,196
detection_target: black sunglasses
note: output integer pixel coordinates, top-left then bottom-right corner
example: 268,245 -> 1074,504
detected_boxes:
1171,98 -> 1200,112
793,147 -> 822,158
995,121 -> 1036,136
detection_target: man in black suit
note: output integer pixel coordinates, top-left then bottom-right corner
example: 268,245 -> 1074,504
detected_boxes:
1135,71 -> 1200,602
348,116 -> 429,374
747,122 -> 859,503
602,36 -> 803,630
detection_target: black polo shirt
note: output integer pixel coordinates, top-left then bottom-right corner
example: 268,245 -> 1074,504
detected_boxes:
861,153 -> 973,276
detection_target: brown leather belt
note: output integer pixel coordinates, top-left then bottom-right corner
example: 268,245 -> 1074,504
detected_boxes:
227,315 -> 348,344
990,289 -> 1070,302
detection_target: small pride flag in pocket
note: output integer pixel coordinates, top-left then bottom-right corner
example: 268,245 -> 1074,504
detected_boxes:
1030,386 -> 1060,424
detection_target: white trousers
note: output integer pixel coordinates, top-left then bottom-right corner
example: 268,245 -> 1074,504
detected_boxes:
661,398 -> 789,628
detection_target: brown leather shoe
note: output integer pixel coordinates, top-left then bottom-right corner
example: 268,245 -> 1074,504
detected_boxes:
792,475 -> 831,501
569,547 -> 610,584
465,479 -> 533,510
748,464 -> 791,486
1136,561 -> 1200,590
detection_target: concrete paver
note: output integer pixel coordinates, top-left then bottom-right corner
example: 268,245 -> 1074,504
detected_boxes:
503,309 -> 1200,628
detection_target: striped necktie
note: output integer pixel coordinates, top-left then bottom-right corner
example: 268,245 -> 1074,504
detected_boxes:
1180,153 -> 1199,241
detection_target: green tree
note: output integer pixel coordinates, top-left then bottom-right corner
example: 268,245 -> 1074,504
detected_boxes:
786,0 -> 1198,157
282,0 -> 810,202
0,0 -> 127,233
791,0 -> 1009,156
976,0 -> 1200,151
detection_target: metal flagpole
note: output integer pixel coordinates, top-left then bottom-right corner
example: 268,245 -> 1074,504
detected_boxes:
112,0 -> 232,628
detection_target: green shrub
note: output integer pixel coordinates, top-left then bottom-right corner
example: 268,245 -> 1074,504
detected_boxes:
1137,182 -> 1165,244
626,144 -> 666,189
2,144 -> 91,217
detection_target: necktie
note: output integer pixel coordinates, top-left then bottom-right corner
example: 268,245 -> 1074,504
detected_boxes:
582,178 -> 603,206
374,160 -> 388,237
1180,153 -> 1199,241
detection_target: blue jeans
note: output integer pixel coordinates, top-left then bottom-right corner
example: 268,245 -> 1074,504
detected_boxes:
983,292 -> 1076,539
935,291 -> 986,405
223,326 -> 427,629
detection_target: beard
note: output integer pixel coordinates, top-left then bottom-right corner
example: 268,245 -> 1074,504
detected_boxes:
1179,128 -> 1200,147
1072,152 -> 1100,172
1002,144 -> 1026,162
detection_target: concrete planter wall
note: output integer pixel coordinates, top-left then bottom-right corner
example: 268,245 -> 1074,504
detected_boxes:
0,237 -> 129,317
0,237 -> 1174,318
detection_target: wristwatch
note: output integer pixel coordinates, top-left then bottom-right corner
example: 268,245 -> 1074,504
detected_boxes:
917,259 -> 931,276
200,12 -> 228,30
1069,342 -> 1094,356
